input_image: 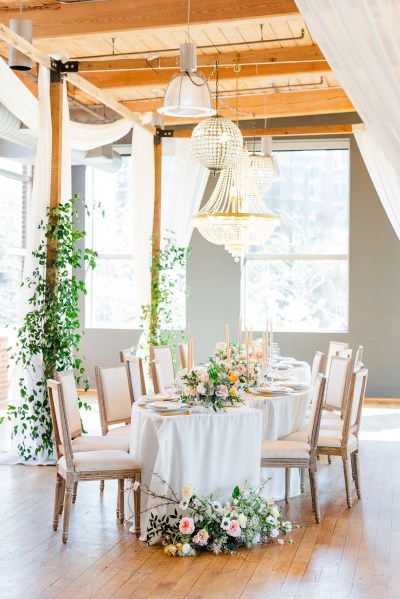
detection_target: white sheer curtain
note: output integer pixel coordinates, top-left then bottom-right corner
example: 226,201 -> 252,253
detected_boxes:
162,138 -> 209,248
295,0 -> 400,238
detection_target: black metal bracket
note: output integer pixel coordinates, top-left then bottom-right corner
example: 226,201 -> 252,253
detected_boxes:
50,58 -> 79,82
154,128 -> 174,144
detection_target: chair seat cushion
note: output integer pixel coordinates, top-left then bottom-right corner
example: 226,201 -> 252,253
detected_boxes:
303,418 -> 344,431
322,409 -> 341,420
58,450 -> 140,473
107,425 -> 131,437
285,429 -> 358,449
261,440 -> 311,459
59,434 -> 129,455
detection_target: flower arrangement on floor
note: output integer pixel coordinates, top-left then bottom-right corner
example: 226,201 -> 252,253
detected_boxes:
178,357 -> 243,411
213,341 -> 263,390
143,476 -> 292,556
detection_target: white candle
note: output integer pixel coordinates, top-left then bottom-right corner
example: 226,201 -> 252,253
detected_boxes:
262,332 -> 266,363
270,319 -> 273,352
226,323 -> 230,362
238,314 -> 242,348
245,328 -> 249,379
188,339 -> 193,371
249,324 -> 253,351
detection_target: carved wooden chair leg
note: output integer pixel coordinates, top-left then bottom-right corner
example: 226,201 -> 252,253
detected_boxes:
342,457 -> 353,508
285,468 -> 291,503
299,468 -> 305,493
118,480 -> 125,524
53,474 -> 63,531
62,481 -> 74,543
59,478 -> 66,515
100,480 -> 105,493
72,482 -> 78,504
309,469 -> 320,523
133,471 -> 141,538
353,450 -> 361,499
351,452 -> 357,481
309,468 -> 315,512
328,455 -> 332,464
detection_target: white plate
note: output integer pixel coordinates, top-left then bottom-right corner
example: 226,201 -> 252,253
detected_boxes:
147,401 -> 185,412
138,393 -> 179,404
277,363 -> 294,370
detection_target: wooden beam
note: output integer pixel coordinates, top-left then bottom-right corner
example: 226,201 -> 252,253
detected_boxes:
1,1 -> 299,39
0,22 -> 152,128
170,124 -> 355,137
82,61 -> 331,90
78,46 -> 325,73
123,88 -> 355,121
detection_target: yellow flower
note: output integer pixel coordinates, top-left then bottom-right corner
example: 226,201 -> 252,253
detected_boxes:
164,544 -> 177,556
181,485 -> 194,499
229,387 -> 238,398
229,372 -> 238,383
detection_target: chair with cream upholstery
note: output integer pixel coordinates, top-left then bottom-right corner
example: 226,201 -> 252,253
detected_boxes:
310,351 -> 325,387
125,355 -> 146,402
150,345 -> 175,393
354,345 -> 364,370
336,348 -> 353,359
55,369 -> 130,501
323,355 -> 353,419
47,379 -> 141,543
325,341 -> 349,378
179,343 -> 188,370
95,364 -> 133,436
120,347 -> 133,363
286,368 -> 368,508
261,374 -> 326,523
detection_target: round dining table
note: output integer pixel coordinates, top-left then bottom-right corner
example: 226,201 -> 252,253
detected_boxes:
126,403 -> 263,540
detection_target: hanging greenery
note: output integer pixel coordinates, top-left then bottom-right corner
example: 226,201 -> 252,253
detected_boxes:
140,234 -> 192,356
0,194 -> 99,461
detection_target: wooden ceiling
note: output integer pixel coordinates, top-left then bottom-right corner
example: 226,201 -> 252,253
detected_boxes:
0,0 -> 356,126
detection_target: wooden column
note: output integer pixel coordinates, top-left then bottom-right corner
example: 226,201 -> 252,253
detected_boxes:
150,134 -> 162,339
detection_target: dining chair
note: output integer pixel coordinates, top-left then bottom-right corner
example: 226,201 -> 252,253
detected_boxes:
260,374 -> 326,523
323,355 -> 353,418
95,364 -> 133,436
286,368 -> 368,508
179,343 -> 188,370
119,347 -> 133,363
149,345 -> 175,392
47,379 -> 141,543
125,354 -> 146,401
325,341 -> 350,378
310,351 -> 325,387
354,345 -> 364,369
336,348 -> 353,359
55,369 -> 130,501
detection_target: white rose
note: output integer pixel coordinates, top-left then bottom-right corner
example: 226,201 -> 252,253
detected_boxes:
269,528 -> 279,539
181,543 -> 191,555
271,505 -> 280,519
237,513 -> 247,528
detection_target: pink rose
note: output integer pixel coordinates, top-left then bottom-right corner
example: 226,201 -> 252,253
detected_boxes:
179,517 -> 195,535
132,480 -> 140,491
227,520 -> 241,538
215,342 -> 226,351
198,371 -> 209,383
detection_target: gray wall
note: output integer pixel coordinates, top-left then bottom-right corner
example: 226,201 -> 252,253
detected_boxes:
73,135 -> 400,397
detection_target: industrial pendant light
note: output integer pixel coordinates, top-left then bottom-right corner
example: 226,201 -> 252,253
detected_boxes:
157,0 -> 215,118
9,0 -> 32,71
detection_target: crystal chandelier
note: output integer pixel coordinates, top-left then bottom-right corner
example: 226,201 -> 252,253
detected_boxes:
249,136 -> 277,194
191,115 -> 243,175
192,150 -> 280,261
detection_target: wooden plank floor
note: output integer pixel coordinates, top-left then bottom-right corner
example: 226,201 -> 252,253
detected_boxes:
0,403 -> 399,599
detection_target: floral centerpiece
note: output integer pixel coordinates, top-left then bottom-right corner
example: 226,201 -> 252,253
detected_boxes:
213,341 -> 264,390
144,478 -> 292,556
178,358 -> 243,411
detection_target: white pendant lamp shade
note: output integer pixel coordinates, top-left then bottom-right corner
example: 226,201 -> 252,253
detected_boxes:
191,115 -> 243,175
8,18 -> 32,71
158,42 -> 215,118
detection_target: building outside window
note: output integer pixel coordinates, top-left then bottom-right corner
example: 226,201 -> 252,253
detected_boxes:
243,139 -> 350,332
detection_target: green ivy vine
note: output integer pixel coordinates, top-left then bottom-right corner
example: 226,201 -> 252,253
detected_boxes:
0,194 -> 98,461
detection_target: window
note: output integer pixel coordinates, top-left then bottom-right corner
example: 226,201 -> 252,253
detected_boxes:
0,159 -> 30,329
243,140 -> 350,332
85,156 -> 137,328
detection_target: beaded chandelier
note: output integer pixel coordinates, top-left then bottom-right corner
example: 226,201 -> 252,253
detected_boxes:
192,150 -> 279,261
249,136 -> 277,194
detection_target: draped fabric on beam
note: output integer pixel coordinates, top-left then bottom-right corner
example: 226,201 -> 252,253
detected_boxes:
295,0 -> 400,239
162,138 -> 209,249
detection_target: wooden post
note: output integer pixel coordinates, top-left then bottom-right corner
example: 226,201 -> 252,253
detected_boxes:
45,72 -> 64,378
150,133 -> 162,341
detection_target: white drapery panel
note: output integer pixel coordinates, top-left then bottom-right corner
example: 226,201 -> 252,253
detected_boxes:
295,0 -> 400,238
131,123 -> 155,311
162,138 -> 209,248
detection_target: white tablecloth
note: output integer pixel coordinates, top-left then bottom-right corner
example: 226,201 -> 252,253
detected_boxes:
127,404 -> 263,539
243,388 -> 312,501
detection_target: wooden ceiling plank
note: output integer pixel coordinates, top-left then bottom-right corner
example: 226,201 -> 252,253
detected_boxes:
170,124 -> 355,137
78,45 -> 325,72
2,1 -> 299,39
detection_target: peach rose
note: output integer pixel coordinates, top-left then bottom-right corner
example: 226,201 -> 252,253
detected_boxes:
179,517 -> 195,535
227,520 -> 242,538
